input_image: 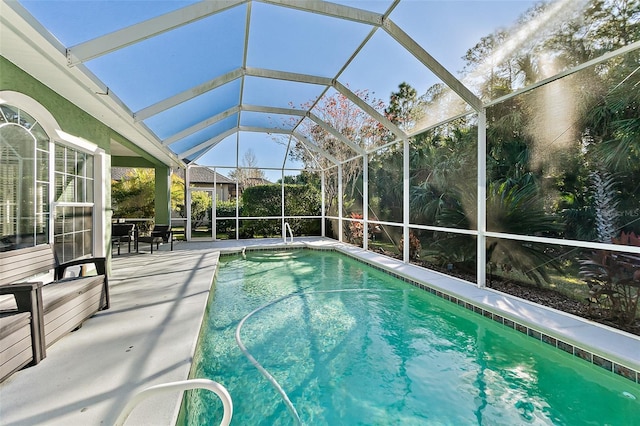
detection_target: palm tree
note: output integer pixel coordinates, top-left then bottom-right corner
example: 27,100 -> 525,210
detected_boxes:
435,177 -> 564,286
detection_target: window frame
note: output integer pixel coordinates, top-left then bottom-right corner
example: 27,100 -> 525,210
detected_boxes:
0,91 -> 102,260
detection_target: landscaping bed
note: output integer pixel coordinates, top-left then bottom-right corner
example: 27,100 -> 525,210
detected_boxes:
372,247 -> 640,337
487,277 -> 640,337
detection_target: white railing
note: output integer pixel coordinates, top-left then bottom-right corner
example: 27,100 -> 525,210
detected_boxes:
114,379 -> 232,426
284,222 -> 293,244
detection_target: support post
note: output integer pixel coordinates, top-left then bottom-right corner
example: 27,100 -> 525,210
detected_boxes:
477,111 -> 487,287
186,166 -> 191,242
281,169 -> 286,241
213,168 -> 217,240
154,164 -> 171,225
338,164 -> 343,243
321,170 -> 326,237
403,138 -> 410,263
94,149 -> 108,259
363,154 -> 368,251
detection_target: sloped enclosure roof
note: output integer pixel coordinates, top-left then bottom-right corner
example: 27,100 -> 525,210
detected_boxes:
2,0 -> 637,172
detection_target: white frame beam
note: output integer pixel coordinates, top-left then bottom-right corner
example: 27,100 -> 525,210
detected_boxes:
179,128 -> 236,160
338,164 -> 343,242
402,137 -> 409,263
307,112 -> 365,155
238,125 -> 290,134
67,0 -> 248,65
163,106 -> 240,146
242,104 -> 306,117
362,153 -> 369,250
257,0 -> 383,26
382,18 -> 483,112
333,81 -> 407,140
477,111 -> 487,287
292,132 -> 340,165
245,67 -> 333,86
134,68 -> 244,121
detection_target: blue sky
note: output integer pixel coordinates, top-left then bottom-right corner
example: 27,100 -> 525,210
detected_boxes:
20,0 -> 538,180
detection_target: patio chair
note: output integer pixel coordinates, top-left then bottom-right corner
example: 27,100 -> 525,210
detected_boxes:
137,225 -> 173,254
111,223 -> 136,255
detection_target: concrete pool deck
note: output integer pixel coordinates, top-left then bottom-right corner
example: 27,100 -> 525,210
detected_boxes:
1,237 -> 638,425
0,244 -> 221,425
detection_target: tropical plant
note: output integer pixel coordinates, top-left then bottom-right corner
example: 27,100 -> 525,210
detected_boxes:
189,190 -> 212,230
580,231 -> 640,326
398,232 -> 422,260
111,168 -> 156,219
345,212 -> 364,246
436,178 -> 564,286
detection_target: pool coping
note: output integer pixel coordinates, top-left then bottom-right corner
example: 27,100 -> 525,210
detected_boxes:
216,239 -> 640,386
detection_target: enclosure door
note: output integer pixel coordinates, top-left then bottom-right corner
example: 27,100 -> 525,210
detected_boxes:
189,189 -> 216,240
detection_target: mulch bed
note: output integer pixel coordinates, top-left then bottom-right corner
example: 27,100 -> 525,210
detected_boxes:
487,278 -> 640,337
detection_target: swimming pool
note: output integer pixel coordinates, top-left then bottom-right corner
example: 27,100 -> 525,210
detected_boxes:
181,249 -> 639,425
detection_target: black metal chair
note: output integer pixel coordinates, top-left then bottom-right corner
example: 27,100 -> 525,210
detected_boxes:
137,225 -> 173,254
111,223 -> 135,255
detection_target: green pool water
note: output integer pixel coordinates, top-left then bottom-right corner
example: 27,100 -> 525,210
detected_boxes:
181,249 -> 639,425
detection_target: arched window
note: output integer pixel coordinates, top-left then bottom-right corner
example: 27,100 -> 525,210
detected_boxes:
0,104 -> 50,250
1,94 -> 96,261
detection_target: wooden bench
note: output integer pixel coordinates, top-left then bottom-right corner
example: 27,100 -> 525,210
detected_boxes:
0,244 -> 109,382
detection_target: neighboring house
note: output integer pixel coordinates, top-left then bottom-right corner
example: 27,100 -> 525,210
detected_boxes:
174,167 -> 238,201
244,176 -> 272,188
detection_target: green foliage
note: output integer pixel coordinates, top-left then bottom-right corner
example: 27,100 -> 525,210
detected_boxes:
240,185 -> 280,237
242,185 -> 281,217
385,82 -> 424,130
580,232 -> 640,326
170,173 -> 185,216
434,178 -> 564,286
216,199 -> 238,217
113,168 -> 185,232
189,191 -> 212,229
279,171 -> 321,186
240,183 -> 321,237
215,200 -> 239,236
111,169 -> 155,219
345,213 -> 364,246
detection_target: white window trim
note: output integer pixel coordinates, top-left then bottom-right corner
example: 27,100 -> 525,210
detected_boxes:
1,90 -> 107,258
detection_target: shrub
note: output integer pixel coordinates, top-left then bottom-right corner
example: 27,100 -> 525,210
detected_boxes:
399,232 -> 422,260
580,231 -> 640,326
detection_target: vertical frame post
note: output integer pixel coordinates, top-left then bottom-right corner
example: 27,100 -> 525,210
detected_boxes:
338,164 -> 343,242
321,170 -> 326,237
186,166 -> 192,242
362,154 -> 368,251
403,138 -> 410,263
281,169 -> 286,241
477,110 -> 487,287
213,168 -> 217,240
